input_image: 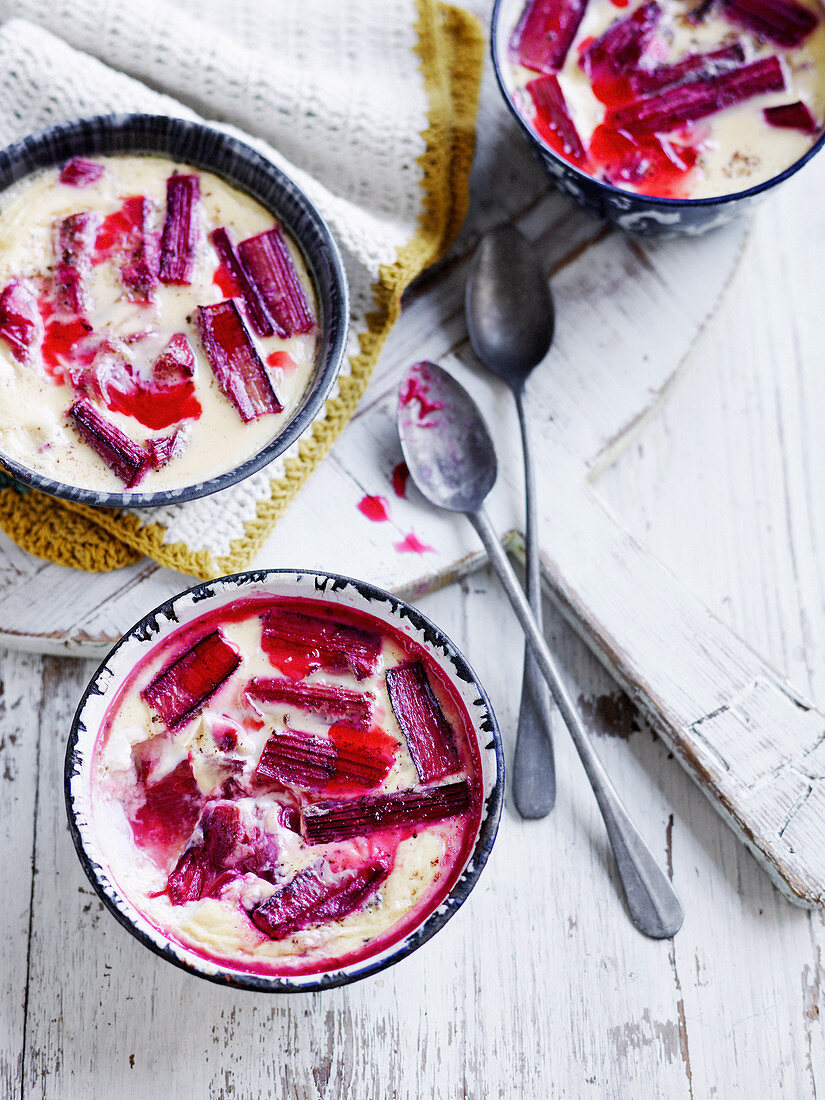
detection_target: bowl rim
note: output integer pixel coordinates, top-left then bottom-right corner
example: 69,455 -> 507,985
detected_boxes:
0,112 -> 350,508
65,567 -> 505,993
490,0 -> 825,211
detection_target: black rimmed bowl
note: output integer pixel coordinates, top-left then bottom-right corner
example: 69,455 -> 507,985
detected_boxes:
65,569 -> 504,993
491,0 -> 825,237
0,113 -> 349,505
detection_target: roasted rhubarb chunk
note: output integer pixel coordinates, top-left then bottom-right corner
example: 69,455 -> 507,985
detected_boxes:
509,0 -> 587,73
250,859 -> 391,939
764,100 -> 819,131
629,43 -> 746,95
210,227 -> 274,338
237,228 -> 315,337
195,300 -> 284,422
59,158 -> 105,187
386,661 -> 460,783
141,629 -> 241,729
158,174 -> 200,284
68,397 -> 151,486
526,75 -> 588,162
580,1 -> 662,80
119,196 -> 157,294
255,728 -> 393,790
147,425 -> 189,469
722,0 -> 818,47
131,759 -> 205,855
54,211 -> 99,314
303,781 -> 472,844
255,732 -> 338,788
261,607 -> 382,681
246,677 -> 373,731
0,280 -> 41,364
610,55 -> 786,132
167,802 -> 246,904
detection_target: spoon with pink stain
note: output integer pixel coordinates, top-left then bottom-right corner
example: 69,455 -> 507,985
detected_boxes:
397,360 -> 683,939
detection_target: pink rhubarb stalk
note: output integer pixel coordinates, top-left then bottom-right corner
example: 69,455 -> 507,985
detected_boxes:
385,661 -> 460,783
141,628 -> 241,729
303,780 -> 471,844
237,227 -> 315,337
195,299 -> 283,422
158,174 -> 200,284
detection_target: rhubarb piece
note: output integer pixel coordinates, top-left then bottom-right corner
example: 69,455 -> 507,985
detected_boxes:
59,158 -> 105,187
166,847 -> 211,904
237,228 -> 315,337
261,607 -> 382,681
255,727 -> 393,790
147,425 -> 189,469
610,55 -> 786,133
68,397 -> 151,486
153,332 -> 195,386
580,1 -> 662,79
250,859 -> 391,939
255,731 -> 338,788
0,280 -> 41,364
385,661 -> 460,783
303,780 -> 472,844
131,759 -> 204,854
120,196 -> 157,294
722,0 -> 818,47
526,74 -> 588,162
509,0 -> 587,73
195,300 -> 283,422
629,43 -> 746,95
158,174 -> 200,284
141,629 -> 241,729
210,227 -> 274,337
764,100 -> 819,132
246,677 -> 373,731
167,802 -> 246,903
53,211 -> 99,314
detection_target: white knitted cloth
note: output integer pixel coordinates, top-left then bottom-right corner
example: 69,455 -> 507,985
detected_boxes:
0,1 -> 478,574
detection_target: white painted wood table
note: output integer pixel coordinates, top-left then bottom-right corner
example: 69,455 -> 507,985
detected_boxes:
3,3 -> 825,1096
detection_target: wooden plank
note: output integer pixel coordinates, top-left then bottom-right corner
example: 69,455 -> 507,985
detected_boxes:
0,652 -> 43,1100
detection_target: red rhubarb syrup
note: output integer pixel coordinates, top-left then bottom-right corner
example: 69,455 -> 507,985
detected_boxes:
92,593 -> 483,978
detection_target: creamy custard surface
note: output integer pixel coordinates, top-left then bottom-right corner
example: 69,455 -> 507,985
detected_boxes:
504,0 -> 825,198
0,154 -> 318,492
91,596 -> 483,977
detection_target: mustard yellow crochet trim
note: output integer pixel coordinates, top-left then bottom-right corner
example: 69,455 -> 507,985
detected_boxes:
0,2 -> 484,579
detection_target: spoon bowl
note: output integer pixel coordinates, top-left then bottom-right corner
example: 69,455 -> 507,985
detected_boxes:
466,225 -> 555,389
398,361 -> 497,513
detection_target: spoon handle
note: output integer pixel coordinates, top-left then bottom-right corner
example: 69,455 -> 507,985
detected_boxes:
468,507 -> 684,940
513,390 -> 556,818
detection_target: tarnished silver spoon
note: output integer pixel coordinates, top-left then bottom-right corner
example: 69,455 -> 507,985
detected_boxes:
466,225 -> 556,819
398,361 -> 683,939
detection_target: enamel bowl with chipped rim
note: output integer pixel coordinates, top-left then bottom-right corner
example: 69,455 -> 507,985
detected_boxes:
65,569 -> 504,993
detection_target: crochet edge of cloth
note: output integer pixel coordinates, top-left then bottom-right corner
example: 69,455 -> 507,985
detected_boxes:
0,0 -> 484,580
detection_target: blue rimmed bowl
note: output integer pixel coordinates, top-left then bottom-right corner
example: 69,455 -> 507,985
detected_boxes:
0,113 -> 349,505
65,568 -> 504,993
491,0 -> 825,237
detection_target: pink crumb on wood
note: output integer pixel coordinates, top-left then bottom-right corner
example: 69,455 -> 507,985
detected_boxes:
394,530 -> 435,554
391,461 -> 410,498
357,495 -> 390,522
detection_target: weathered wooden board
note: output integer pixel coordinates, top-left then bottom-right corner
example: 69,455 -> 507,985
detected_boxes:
2,0 -> 825,921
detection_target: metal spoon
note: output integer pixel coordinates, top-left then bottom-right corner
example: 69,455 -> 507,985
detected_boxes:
466,225 -> 556,819
398,361 -> 684,939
